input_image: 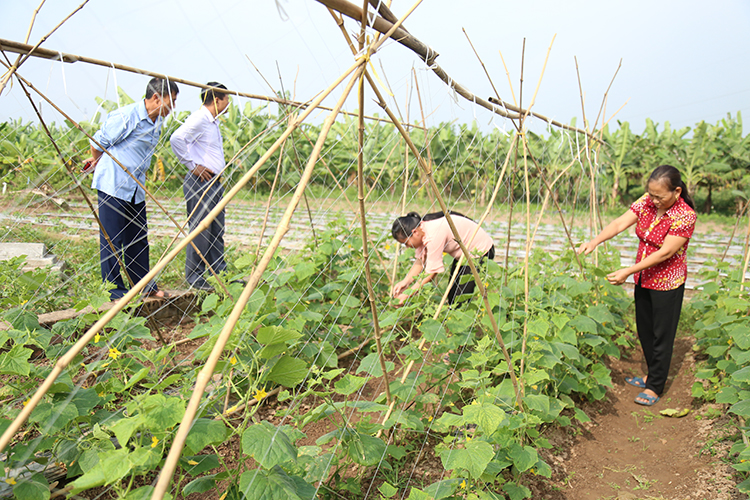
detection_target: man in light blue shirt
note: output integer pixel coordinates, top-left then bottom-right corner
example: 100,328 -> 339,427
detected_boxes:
87,77 -> 178,300
170,82 -> 230,291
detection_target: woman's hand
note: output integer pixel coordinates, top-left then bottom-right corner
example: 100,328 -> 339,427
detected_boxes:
392,279 -> 412,298
394,292 -> 410,306
577,240 -> 598,255
606,268 -> 631,286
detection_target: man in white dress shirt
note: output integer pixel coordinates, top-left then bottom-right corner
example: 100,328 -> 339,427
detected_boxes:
170,82 -> 230,291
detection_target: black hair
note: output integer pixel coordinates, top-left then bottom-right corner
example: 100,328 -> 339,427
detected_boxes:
648,165 -> 695,210
391,210 -> 470,241
145,78 -> 179,99
201,82 -> 228,105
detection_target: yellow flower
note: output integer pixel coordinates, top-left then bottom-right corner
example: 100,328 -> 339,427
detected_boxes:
253,388 -> 268,402
460,479 -> 466,489
427,416 -> 433,422
108,348 -> 121,360
532,385 -> 538,390
230,356 -> 237,365
5,478 -> 16,485
385,244 -> 391,250
22,399 -> 29,407
98,392 -> 104,397
151,436 -> 159,448
94,333 -> 100,343
729,339 -> 734,345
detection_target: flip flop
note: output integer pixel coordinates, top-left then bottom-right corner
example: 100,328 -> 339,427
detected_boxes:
625,376 -> 646,388
634,392 -> 660,406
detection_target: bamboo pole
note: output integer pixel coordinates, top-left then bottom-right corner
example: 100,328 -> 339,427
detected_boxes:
574,57 -> 600,268
0,55 -> 366,457
720,202 -> 750,263
256,139 -> 285,260
151,64 -> 368,500
0,1 -> 89,94
0,37 -> 419,131
463,28 -> 502,102
22,0 -> 47,44
356,3 -> 392,403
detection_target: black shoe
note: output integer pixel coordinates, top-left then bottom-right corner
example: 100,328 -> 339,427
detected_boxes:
189,281 -> 214,292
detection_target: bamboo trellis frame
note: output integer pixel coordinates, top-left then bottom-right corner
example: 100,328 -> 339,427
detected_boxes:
5,2 -> 744,500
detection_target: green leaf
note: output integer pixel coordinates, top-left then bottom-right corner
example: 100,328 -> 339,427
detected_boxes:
527,318 -> 549,338
440,440 -> 494,478
508,443 -> 538,472
238,467 -> 303,500
183,475 -> 217,495
423,479 -> 460,499
185,419 -> 228,454
340,295 -> 361,309
462,402 -> 506,435
343,431 -> 386,466
13,473 -> 49,500
334,374 -> 368,396
419,319 -> 446,342
0,344 -> 33,375
180,455 -> 221,476
716,387 -> 739,404
379,482 -> 398,498
294,261 -> 317,281
242,422 -> 298,468
503,482 -> 531,500
257,326 -> 302,346
29,401 -> 79,434
730,399 -> 750,418
201,294 -> 219,313
268,356 -> 308,387
141,395 -> 185,429
109,416 -> 142,448
733,366 -> 750,383
569,315 -> 597,334
356,352 -> 394,377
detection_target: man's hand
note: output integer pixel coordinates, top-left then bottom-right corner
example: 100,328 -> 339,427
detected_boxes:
192,164 -> 214,182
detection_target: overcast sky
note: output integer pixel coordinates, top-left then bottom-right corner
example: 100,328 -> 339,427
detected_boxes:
2,0 -> 750,136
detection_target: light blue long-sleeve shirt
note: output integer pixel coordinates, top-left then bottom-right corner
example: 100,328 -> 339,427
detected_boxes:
91,100 -> 163,203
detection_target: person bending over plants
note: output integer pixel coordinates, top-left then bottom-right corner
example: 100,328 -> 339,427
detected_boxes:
391,211 -> 495,306
577,165 -> 697,406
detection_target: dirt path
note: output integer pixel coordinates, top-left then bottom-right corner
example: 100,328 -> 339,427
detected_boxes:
547,336 -> 745,500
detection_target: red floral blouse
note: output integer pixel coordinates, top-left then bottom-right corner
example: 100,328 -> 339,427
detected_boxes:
629,193 -> 696,291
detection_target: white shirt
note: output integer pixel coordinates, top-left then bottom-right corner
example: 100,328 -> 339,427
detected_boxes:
170,106 -> 225,175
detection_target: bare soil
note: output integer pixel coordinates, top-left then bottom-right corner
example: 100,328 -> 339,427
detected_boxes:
532,336 -> 747,500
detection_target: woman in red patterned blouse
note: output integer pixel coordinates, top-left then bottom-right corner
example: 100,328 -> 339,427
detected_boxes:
578,165 -> 697,406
